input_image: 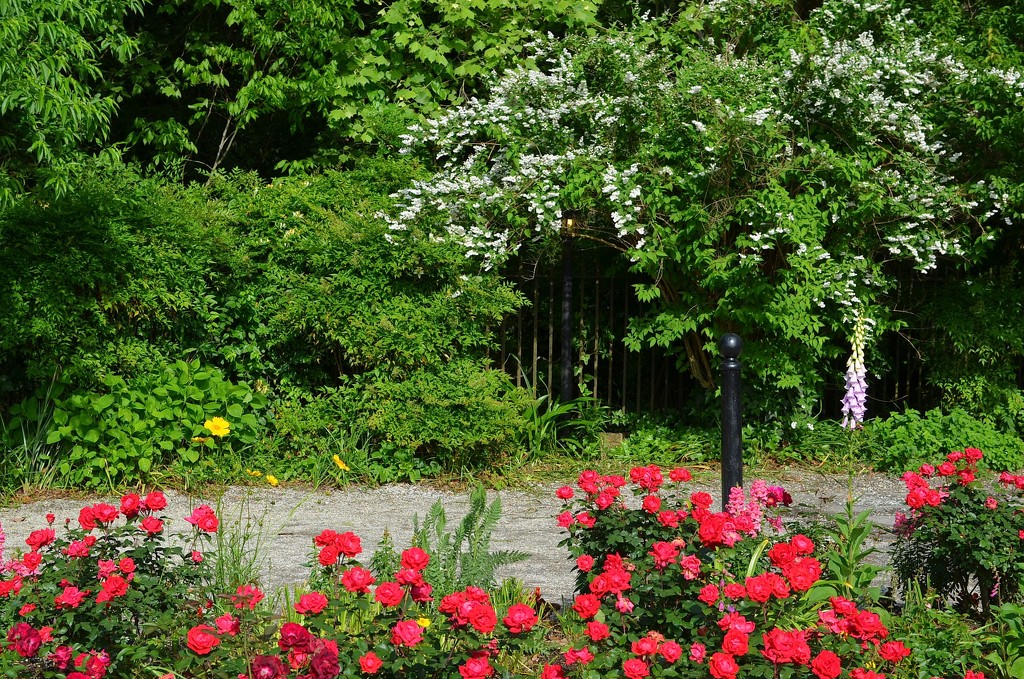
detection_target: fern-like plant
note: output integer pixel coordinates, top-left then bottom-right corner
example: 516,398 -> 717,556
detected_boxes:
388,484 -> 529,602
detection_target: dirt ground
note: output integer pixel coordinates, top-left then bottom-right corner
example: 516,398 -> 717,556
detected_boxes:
0,468 -> 906,606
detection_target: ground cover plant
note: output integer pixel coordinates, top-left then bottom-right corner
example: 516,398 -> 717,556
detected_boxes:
1,456 -> 1017,678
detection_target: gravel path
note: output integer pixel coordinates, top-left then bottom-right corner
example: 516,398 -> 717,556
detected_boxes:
0,469 -> 906,605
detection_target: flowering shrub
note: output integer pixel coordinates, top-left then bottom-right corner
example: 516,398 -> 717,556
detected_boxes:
0,493 -> 216,677
894,447 -> 1024,617
183,532 -> 547,678
553,465 -> 964,679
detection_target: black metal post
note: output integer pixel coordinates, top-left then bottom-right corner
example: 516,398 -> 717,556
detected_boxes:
720,333 -> 743,510
560,236 -> 574,402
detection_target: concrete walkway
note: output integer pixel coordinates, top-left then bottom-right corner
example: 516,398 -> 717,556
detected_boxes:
0,469 -> 906,605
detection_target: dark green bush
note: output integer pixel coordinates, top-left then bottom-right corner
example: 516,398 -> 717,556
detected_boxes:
869,408 -> 1024,472
44,359 -> 267,489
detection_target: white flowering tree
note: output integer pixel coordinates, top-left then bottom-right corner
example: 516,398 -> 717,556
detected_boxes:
385,0 -> 1022,416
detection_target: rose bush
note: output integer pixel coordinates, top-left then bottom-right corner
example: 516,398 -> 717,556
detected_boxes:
181,533 -> 548,678
554,465 -> 983,679
0,493 -> 216,677
894,447 -> 1024,618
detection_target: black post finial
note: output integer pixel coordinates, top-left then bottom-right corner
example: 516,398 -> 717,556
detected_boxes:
719,333 -> 743,510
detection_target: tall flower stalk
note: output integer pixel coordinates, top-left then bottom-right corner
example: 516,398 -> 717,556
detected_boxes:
841,310 -> 872,429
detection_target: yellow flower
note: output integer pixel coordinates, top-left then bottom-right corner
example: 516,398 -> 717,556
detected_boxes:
191,436 -> 210,444
205,417 -> 231,437
416,617 -> 431,628
266,474 -> 279,487
247,469 -> 263,477
332,455 -> 350,472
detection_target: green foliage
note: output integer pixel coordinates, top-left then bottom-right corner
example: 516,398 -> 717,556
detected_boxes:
0,0 -> 143,205
886,582 -> 987,679
0,379 -> 64,493
812,503 -> 885,605
982,602 -> 1024,679
869,408 -> 1024,473
0,495 -> 215,678
111,0 -> 603,175
519,394 -> 609,461
893,450 -> 1024,619
43,360 -> 267,490
407,484 -> 530,600
355,360 -> 531,472
387,1 -> 1024,420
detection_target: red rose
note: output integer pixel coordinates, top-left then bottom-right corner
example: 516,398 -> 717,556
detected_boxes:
144,491 -> 167,511
184,505 -> 218,533
698,584 -> 719,605
118,557 -> 136,575
718,612 -> 755,634
690,491 -> 713,509
251,655 -> 287,679
468,603 -> 498,634
391,620 -> 424,647
278,622 -> 313,651
341,567 -> 376,593
698,514 -> 728,546
186,624 -> 220,655
724,584 -> 746,600
659,641 -> 682,663
576,512 -> 596,528
745,574 -> 774,603
721,630 -> 748,656
233,584 -> 266,610
92,503 -> 119,525
295,592 -> 330,615
557,511 -> 574,528
337,532 -> 362,558
140,516 -> 163,535
790,534 -> 815,555
215,614 -> 239,636
878,641 -> 911,663
564,647 -> 595,665
541,665 -> 566,679
850,670 -> 885,679
670,467 -> 692,482
850,610 -> 887,641
761,628 -> 811,665
556,486 -> 574,500
395,568 -> 423,586
22,552 -> 41,571
572,594 -> 601,620
96,575 -> 129,603
400,546 -> 430,570
120,493 -> 142,518
319,545 -> 340,566
6,622 -> 42,658
374,582 -> 404,607
708,653 -> 740,679
309,646 -> 341,679
576,555 -> 595,572
459,656 -> 494,679
359,652 -> 384,674
54,586 -> 89,609
783,558 -> 822,592
641,495 -> 661,513
810,650 -> 842,679
503,603 -> 538,633
657,510 -> 680,528
78,507 -> 96,531
767,542 -> 797,567
649,542 -> 679,570
585,621 -> 610,642
622,658 -> 649,679
26,529 -> 56,551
